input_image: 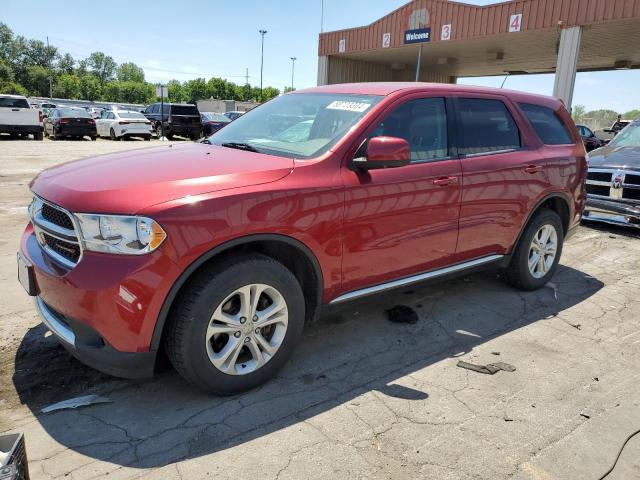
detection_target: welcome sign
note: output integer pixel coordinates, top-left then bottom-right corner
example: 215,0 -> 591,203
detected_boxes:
404,27 -> 431,44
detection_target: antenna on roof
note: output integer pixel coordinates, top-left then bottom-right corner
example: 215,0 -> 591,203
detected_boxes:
500,72 -> 510,88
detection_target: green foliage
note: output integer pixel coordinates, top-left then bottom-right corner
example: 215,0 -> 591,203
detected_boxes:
571,104 -> 586,123
53,73 -> 81,99
623,109 -> 640,120
117,62 -> 145,83
283,86 -> 296,93
0,21 -> 281,105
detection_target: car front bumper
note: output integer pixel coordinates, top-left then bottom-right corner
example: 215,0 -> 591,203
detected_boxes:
19,223 -> 182,378
584,196 -> 640,229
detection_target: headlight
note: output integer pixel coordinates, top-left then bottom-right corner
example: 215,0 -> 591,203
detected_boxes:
74,214 -> 167,255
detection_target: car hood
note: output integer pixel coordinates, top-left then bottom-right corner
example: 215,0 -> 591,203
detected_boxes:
30,143 -> 294,214
588,145 -> 640,170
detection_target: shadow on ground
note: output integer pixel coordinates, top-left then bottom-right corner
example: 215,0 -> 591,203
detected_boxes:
12,264 -> 602,469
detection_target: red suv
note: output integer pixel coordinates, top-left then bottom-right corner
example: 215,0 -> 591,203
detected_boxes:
18,83 -> 586,394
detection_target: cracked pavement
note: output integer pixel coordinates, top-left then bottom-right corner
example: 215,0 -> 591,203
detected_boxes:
1,139 -> 639,479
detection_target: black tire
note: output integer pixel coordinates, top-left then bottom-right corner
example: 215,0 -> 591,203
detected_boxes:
144,135 -> 151,141
502,209 -> 564,291
51,130 -> 58,140
155,124 -> 163,138
34,132 -> 43,140
110,128 -> 117,141
166,133 -> 174,140
91,136 -> 97,141
164,254 -> 305,395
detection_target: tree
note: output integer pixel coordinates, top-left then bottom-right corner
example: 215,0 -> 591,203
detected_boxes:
0,23 -> 14,60
53,73 -> 81,99
80,74 -> 102,101
571,104 -> 586,123
623,109 -> 640,120
118,81 -> 155,104
117,62 -> 145,83
86,51 -> 117,85
184,77 -> 208,103
24,39 -> 57,68
262,86 -> 280,101
24,65 -> 50,96
57,53 -> 75,74
0,81 -> 27,95
167,79 -> 186,103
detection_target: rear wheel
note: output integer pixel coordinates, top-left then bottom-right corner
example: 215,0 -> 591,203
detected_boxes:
34,132 -> 43,140
164,254 -> 305,395
110,128 -> 117,141
502,209 -> 564,291
155,124 -> 163,138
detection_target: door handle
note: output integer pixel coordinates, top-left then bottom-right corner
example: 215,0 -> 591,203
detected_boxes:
524,165 -> 542,174
433,176 -> 458,186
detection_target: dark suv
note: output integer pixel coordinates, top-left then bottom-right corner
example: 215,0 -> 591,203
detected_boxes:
19,83 -> 587,394
143,103 -> 201,140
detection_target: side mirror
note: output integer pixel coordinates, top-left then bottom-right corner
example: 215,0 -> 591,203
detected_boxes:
352,136 -> 411,170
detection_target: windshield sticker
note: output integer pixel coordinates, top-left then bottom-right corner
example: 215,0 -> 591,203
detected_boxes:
326,101 -> 371,113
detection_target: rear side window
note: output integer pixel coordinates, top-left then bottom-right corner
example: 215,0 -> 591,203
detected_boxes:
457,98 -> 520,156
519,103 -> 573,145
0,97 -> 30,108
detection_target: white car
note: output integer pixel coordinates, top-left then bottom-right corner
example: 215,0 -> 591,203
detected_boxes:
96,110 -> 152,140
0,94 -> 43,140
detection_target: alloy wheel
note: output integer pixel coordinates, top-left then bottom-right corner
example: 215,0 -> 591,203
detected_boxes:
205,284 -> 288,375
528,224 -> 558,279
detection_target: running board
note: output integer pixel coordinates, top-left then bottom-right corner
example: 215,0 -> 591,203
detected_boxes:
329,255 -> 504,304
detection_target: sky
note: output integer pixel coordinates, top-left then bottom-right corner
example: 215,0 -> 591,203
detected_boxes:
1,0 -> 639,112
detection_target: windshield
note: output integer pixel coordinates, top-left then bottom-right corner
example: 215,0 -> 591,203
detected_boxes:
203,112 -> 229,122
609,122 -> 640,148
209,93 -> 383,159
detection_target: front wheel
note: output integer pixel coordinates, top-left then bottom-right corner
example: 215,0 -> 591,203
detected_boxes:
502,209 -> 564,291
164,254 -> 305,395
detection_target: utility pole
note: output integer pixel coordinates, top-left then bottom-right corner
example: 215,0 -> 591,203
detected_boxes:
259,30 -> 267,101
290,57 -> 297,90
245,67 -> 249,86
46,36 -> 52,99
320,0 -> 324,33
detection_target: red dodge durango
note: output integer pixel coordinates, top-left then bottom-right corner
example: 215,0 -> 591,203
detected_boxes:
18,83 -> 587,394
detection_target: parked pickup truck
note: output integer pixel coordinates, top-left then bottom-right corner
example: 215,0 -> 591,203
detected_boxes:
0,94 -> 43,139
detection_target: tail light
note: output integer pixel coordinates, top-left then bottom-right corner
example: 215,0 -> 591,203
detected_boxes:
38,110 -> 43,123
118,121 -> 130,125
88,119 -> 96,125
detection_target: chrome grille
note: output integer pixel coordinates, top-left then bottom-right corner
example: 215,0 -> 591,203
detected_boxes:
586,168 -> 640,203
29,196 -> 82,268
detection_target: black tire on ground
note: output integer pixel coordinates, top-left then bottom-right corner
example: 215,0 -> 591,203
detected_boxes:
502,209 -> 564,291
155,125 -> 163,138
164,254 -> 306,395
144,135 -> 151,141
34,132 -> 43,140
166,134 -> 174,140
91,136 -> 97,141
110,128 -> 117,141
51,130 -> 58,140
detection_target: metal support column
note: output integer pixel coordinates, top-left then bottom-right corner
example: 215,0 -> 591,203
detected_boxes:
415,44 -> 423,82
553,26 -> 582,109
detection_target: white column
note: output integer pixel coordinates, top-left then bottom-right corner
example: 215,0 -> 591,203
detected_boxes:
317,56 -> 329,86
553,26 -> 582,109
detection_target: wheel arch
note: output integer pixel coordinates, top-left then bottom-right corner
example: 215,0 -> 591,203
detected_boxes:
150,234 -> 324,352
511,192 -> 572,252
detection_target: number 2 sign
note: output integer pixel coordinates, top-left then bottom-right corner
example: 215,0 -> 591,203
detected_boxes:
509,14 -> 523,32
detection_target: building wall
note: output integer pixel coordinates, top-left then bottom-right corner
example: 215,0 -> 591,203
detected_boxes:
319,0 -> 640,56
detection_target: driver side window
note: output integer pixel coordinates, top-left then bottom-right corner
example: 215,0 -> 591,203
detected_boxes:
370,97 -> 448,162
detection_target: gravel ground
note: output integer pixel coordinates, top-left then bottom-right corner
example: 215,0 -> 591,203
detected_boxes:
0,138 -> 639,480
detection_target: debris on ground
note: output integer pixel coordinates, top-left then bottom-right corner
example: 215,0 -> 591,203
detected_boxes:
491,352 -> 501,356
385,305 -> 419,324
580,413 -> 591,419
41,394 -> 112,413
547,282 -> 558,300
456,360 -> 516,375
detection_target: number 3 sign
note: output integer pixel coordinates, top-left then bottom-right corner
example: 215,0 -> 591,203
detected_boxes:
509,14 -> 523,32
441,24 -> 451,41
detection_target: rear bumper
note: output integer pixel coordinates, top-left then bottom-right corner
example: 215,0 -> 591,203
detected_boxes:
0,124 -> 42,134
56,125 -> 96,136
35,296 -> 156,378
584,196 -> 640,229
164,124 -> 201,136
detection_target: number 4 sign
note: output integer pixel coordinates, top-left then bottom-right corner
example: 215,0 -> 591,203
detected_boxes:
509,14 -> 523,32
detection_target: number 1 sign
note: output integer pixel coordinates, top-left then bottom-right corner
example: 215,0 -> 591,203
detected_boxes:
509,14 -> 523,32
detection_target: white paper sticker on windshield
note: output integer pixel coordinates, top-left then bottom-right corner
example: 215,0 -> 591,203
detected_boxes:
326,101 -> 371,113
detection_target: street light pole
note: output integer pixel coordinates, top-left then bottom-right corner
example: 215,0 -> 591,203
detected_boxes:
290,57 -> 297,90
259,30 -> 267,101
